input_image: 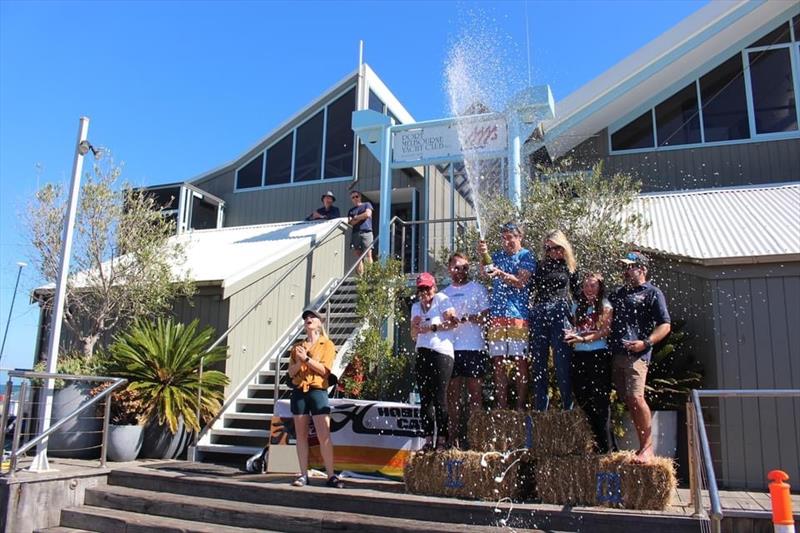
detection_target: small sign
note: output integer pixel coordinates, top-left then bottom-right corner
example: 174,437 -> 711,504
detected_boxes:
391,116 -> 507,164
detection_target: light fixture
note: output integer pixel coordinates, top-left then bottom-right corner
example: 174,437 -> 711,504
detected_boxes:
77,140 -> 102,158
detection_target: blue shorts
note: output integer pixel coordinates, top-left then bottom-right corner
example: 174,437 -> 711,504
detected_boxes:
452,350 -> 487,379
290,388 -> 331,416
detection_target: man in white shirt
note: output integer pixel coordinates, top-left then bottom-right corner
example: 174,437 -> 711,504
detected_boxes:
442,253 -> 490,448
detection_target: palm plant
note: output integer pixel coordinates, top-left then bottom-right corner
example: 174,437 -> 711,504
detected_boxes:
105,318 -> 229,433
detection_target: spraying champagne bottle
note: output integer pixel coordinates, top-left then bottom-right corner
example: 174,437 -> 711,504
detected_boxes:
480,240 -> 495,274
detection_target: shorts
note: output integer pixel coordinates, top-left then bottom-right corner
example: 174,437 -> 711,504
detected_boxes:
452,350 -> 487,379
612,354 -> 649,398
290,388 -> 331,416
351,231 -> 374,250
486,317 -> 528,358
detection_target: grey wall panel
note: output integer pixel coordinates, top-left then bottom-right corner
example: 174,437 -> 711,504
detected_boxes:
556,133 -> 800,192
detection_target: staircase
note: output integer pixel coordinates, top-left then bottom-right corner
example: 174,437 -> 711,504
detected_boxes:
193,278 -> 361,464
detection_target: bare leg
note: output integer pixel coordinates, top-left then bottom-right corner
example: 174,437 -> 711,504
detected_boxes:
492,357 -> 508,410
514,358 -> 529,411
626,395 -> 654,463
448,377 -> 463,446
293,416 -> 310,477
466,377 -> 483,411
364,249 -> 373,266
353,249 -> 364,276
312,414 -> 335,477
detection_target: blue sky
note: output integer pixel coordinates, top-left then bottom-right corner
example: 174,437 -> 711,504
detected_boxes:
0,0 -> 706,371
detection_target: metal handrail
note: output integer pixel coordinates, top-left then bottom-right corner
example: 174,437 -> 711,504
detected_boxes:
689,388 -> 800,533
1,371 -> 127,476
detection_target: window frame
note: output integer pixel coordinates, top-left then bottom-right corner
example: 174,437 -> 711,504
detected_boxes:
233,84 -> 357,193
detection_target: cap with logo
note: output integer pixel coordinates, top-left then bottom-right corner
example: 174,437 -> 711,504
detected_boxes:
619,251 -> 650,268
415,272 -> 436,288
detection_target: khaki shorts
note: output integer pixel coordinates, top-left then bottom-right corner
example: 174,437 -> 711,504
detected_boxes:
613,354 -> 648,398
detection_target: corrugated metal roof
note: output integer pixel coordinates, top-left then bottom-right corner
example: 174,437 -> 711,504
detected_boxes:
633,183 -> 800,264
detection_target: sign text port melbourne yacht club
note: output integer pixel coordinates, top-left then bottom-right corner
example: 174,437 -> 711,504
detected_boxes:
391,115 -> 508,164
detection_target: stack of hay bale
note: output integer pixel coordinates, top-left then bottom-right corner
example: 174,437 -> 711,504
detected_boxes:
404,408 -> 676,510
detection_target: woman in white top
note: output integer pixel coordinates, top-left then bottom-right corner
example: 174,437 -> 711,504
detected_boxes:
564,272 -> 614,452
410,272 -> 458,451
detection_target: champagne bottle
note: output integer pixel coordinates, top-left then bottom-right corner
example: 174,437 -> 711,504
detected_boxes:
480,241 -> 495,274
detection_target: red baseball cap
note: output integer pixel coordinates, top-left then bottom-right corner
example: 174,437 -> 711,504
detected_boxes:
416,272 -> 436,288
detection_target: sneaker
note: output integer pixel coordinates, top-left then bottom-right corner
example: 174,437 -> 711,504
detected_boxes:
291,475 -> 307,487
326,475 -> 344,488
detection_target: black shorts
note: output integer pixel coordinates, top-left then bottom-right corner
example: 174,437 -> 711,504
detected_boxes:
290,388 -> 331,416
451,350 -> 486,379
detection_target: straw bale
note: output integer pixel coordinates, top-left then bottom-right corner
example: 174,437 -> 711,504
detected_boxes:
535,452 -> 676,510
529,408 -> 594,458
467,409 -> 526,452
404,448 -> 533,501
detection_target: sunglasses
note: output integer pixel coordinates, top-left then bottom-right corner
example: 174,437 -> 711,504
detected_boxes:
350,195 -> 361,199
545,245 -> 563,252
450,265 -> 469,271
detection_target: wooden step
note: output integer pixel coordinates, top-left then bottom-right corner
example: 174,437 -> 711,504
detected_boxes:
210,428 -> 269,439
60,505 -> 264,533
193,443 -> 262,456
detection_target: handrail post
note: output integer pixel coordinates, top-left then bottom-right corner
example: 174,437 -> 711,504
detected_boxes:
100,392 -> 112,468
686,400 -> 705,517
9,381 -> 27,478
193,356 -> 204,455
0,379 -> 13,449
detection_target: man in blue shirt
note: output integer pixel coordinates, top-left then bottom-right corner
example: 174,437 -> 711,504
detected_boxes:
347,191 -> 373,276
477,222 -> 536,410
306,191 -> 341,221
609,251 -> 671,463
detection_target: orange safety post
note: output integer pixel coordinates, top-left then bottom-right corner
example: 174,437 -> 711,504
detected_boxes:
768,470 -> 795,533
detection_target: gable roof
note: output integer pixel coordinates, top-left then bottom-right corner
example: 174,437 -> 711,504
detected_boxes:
540,0 -> 799,159
633,182 -> 800,265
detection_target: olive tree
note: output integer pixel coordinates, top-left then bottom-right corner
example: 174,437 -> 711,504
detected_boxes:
26,154 -> 194,357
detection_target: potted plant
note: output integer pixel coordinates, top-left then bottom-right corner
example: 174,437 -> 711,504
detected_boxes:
612,319 -> 703,458
105,317 -> 229,459
90,383 -> 147,461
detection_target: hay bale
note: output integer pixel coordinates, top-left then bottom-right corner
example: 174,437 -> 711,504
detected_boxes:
467,409 -> 526,452
530,408 -> 594,458
535,452 -> 677,510
404,448 -> 532,501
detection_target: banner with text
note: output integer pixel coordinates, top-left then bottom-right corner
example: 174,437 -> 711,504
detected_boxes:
271,398 -> 425,479
391,116 -> 507,164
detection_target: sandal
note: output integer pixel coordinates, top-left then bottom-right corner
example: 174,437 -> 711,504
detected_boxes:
291,474 -> 308,487
326,474 -> 344,488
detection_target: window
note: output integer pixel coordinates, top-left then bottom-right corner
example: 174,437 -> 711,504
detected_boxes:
191,196 -> 219,230
293,111 -> 324,182
324,87 -> 356,178
368,90 -> 385,113
656,82 -> 701,146
611,110 -> 654,151
749,22 -> 791,48
236,153 -> 264,189
265,133 -> 293,186
793,16 -> 799,41
700,54 -> 750,142
748,47 -> 798,134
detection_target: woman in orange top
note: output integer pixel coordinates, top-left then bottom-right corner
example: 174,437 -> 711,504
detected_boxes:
287,309 -> 342,488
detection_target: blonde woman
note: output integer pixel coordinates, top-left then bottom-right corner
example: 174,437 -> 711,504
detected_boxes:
287,309 -> 343,488
530,230 -> 579,411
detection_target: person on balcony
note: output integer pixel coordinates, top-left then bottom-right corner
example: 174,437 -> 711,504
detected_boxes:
478,222 -> 536,411
347,191 -> 373,276
442,253 -> 490,448
609,252 -> 671,464
306,190 -> 341,221
530,230 -> 579,412
565,272 -> 613,452
410,272 -> 458,451
287,309 -> 343,488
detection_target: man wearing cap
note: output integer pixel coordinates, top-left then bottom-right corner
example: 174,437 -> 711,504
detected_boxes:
347,191 -> 374,276
477,222 -> 536,410
609,251 -> 671,463
306,191 -> 341,221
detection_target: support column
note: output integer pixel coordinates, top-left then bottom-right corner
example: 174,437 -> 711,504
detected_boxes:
378,123 -> 393,262
508,114 -> 522,209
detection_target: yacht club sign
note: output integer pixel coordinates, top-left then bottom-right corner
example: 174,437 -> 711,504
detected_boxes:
391,116 -> 508,164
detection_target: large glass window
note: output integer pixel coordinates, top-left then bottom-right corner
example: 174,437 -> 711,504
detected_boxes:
749,22 -> 791,48
324,87 -> 356,178
265,133 -> 293,186
293,111 -> 324,182
611,110 -> 654,151
236,153 -> 263,189
700,54 -> 750,142
656,82 -> 701,146
793,16 -> 799,41
748,48 -> 798,134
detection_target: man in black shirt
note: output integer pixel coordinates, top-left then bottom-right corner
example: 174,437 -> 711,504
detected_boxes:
306,191 -> 341,221
347,191 -> 374,276
609,251 -> 671,463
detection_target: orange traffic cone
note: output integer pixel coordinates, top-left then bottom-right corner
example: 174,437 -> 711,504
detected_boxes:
768,470 -> 795,533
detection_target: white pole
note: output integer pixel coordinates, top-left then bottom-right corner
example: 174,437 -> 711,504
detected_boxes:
378,122 -> 392,262
508,114 -> 522,209
30,116 -> 90,472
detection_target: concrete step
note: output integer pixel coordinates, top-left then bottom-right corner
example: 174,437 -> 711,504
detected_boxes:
194,443 -> 262,456
60,505 -> 264,533
85,484 -> 505,532
210,428 -> 269,439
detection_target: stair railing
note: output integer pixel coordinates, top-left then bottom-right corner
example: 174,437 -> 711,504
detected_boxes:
190,220 -> 349,456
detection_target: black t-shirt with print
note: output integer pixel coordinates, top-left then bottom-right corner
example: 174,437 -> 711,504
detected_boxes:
608,282 -> 671,361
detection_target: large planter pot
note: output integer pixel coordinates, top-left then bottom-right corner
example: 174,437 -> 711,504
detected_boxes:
107,424 -> 144,462
140,416 -> 188,459
48,382 -> 102,459
618,410 -> 678,458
